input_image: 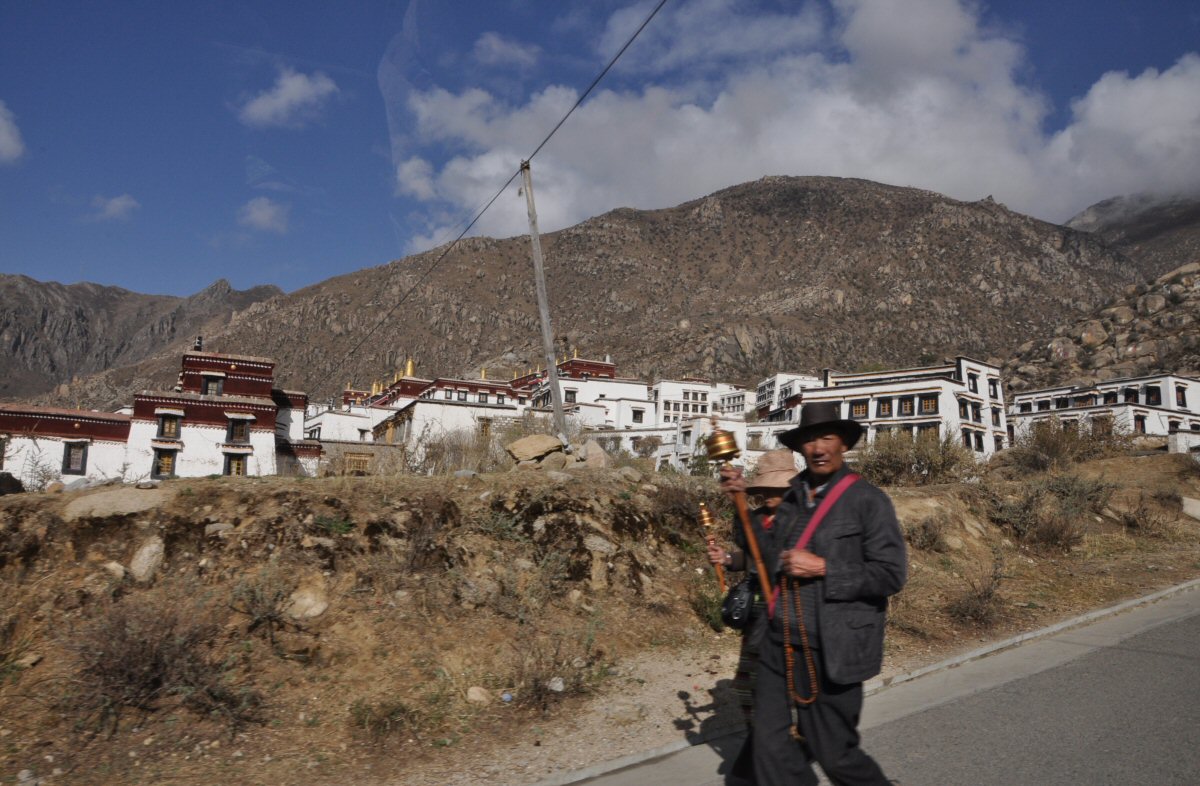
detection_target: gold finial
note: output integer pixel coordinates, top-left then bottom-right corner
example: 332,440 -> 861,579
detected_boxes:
481,368 -> 487,380
573,348 -> 579,359
405,357 -> 415,377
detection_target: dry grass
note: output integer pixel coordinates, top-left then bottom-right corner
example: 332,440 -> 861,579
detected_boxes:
858,432 -> 976,486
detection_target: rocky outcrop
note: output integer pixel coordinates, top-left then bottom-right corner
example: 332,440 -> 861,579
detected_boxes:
1004,263 -> 1200,391
1067,193 -> 1200,280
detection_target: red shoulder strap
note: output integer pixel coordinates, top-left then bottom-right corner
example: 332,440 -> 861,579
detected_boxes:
794,472 -> 859,550
767,473 -> 859,619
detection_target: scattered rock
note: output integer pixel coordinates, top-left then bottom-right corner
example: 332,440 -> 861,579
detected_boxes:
454,469 -> 478,478
14,652 -> 43,669
943,535 -> 965,551
101,561 -> 127,580
539,452 -> 570,471
544,470 -> 573,484
135,479 -> 160,489
128,536 -> 165,582
204,522 -> 234,537
1181,497 -> 1200,521
287,576 -> 330,620
583,534 -> 616,554
617,466 -> 643,483
466,686 -> 491,705
505,434 -> 564,462
64,486 -> 174,521
546,677 -> 565,693
605,702 -> 648,726
300,535 -> 337,549
577,440 -> 611,469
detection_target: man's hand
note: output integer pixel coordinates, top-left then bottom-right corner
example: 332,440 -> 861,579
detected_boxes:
718,464 -> 746,497
706,542 -> 727,566
782,548 -> 826,578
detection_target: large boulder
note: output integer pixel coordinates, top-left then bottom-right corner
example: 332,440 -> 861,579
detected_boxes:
129,536 -> 165,583
505,434 -> 564,462
577,440 -> 611,469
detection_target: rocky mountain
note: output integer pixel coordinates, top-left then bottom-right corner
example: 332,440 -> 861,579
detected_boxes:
29,176 -> 1143,410
1004,262 -> 1200,392
0,277 -> 282,400
1067,193 -> 1200,279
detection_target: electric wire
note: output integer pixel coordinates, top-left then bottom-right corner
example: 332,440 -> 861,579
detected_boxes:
318,0 -> 670,398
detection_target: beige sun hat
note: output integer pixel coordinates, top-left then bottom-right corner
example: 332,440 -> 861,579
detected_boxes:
747,449 -> 799,492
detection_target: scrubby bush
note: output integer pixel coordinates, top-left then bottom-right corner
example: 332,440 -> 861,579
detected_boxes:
904,512 -> 950,552
64,589 -> 259,733
983,474 -> 1112,551
1000,417 -> 1134,473
857,431 -> 976,486
946,550 -> 1006,627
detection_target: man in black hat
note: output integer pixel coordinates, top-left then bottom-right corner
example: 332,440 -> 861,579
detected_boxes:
719,400 -> 906,786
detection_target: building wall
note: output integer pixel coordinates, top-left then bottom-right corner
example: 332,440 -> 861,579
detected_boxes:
1009,374 -> 1200,441
4,435 -> 131,488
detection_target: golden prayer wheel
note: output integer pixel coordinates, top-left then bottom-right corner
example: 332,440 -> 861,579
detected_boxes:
706,423 -> 740,463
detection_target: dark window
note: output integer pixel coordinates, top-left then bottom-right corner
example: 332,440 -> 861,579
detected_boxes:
1093,415 -> 1113,435
632,409 -> 644,424
226,420 -> 250,443
988,379 -> 999,399
62,442 -> 88,475
971,403 -> 982,423
1192,423 -> 1200,432
443,389 -> 452,400
1169,420 -> 1181,433
1124,388 -> 1139,404
1134,415 -> 1147,434
917,423 -> 938,440
700,393 -> 708,402
920,395 -> 938,415
1176,386 -> 1188,408
157,415 -> 180,439
700,405 -> 708,414
899,397 -> 914,416
962,429 -> 972,448
1146,386 -> 1162,406
968,374 -> 979,393
1019,402 -> 1032,413
851,400 -> 868,419
478,392 -> 489,404
994,436 -> 1004,452
0,437 -> 5,470
1037,400 -> 1051,412
992,408 -> 1001,426
517,396 -> 527,405
973,431 -> 984,452
1103,391 -> 1118,405
877,399 -> 893,417
224,454 -> 246,476
1055,397 -> 1069,409
151,449 -> 176,479
201,376 -> 223,396
959,400 -> 968,419
457,390 -> 467,402
497,394 -> 505,405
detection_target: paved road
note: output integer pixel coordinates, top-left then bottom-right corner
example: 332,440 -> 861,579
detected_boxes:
558,587 -> 1199,786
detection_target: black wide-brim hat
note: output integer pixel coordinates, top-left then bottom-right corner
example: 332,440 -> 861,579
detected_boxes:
778,400 -> 863,452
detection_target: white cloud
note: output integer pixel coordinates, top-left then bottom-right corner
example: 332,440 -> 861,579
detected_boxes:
0,99 -> 26,163
238,68 -> 339,128
88,193 -> 140,221
473,32 -> 540,69
386,0 -> 1200,250
237,196 -> 290,233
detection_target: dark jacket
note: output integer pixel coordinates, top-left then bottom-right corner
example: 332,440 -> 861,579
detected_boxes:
759,464 -> 907,684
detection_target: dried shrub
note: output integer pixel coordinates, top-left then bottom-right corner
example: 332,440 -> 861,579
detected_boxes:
349,697 -> 425,738
857,432 -> 976,486
1116,492 -> 1176,538
64,589 -> 259,733
1000,417 -> 1134,473
508,625 -> 603,712
905,512 -> 949,552
946,550 -> 1005,627
230,564 -> 296,648
984,474 -> 1112,551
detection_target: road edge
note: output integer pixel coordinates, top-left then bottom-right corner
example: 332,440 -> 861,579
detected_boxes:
534,577 -> 1200,786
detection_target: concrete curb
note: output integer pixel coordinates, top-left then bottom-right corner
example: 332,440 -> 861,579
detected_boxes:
535,577 -> 1200,786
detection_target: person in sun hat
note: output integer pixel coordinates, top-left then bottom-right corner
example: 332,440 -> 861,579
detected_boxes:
718,400 -> 907,786
707,448 -> 799,779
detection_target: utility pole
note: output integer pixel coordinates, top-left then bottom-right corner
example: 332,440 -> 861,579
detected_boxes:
520,160 -> 570,446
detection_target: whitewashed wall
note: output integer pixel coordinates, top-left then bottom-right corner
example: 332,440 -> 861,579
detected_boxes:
5,435 -> 130,488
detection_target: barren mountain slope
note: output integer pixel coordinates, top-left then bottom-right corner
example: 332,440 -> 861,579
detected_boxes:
0,276 -> 282,400
38,177 -> 1138,409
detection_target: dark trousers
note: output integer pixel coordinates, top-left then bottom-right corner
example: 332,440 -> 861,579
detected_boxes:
751,637 -> 889,786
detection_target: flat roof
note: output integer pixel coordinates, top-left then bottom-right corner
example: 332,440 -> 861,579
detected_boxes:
0,404 -> 132,422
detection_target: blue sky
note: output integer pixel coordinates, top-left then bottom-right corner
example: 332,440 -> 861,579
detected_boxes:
1,0 -> 1198,297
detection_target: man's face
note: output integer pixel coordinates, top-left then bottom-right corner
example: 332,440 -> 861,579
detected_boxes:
800,430 -> 847,476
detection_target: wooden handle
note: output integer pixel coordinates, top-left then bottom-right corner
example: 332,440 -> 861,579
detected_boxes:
729,481 -> 773,597
705,534 -> 727,592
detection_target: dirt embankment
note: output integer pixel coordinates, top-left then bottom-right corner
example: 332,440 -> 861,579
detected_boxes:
2,455 -> 1200,786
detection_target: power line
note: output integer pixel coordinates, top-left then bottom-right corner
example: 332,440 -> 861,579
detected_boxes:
319,0 -> 670,397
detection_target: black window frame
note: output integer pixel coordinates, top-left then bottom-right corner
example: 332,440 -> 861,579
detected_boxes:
478,392 -> 489,404
1145,385 -> 1162,406
1103,391 -> 1118,405
632,409 -> 644,424
223,454 -> 247,477
968,374 -> 979,393
919,395 -> 939,415
157,414 -> 181,439
151,448 -> 177,479
1176,386 -> 1187,408
877,399 -> 893,418
226,419 -> 251,444
564,389 -> 577,404
988,378 -> 999,399
200,376 -> 223,396
62,441 -> 88,475
457,390 -> 468,402
1019,402 -> 1032,413
496,394 -> 506,405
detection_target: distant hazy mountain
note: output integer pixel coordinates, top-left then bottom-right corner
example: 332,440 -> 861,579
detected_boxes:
0,276 -> 282,399
27,177 -> 1142,410
1067,193 -> 1200,279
